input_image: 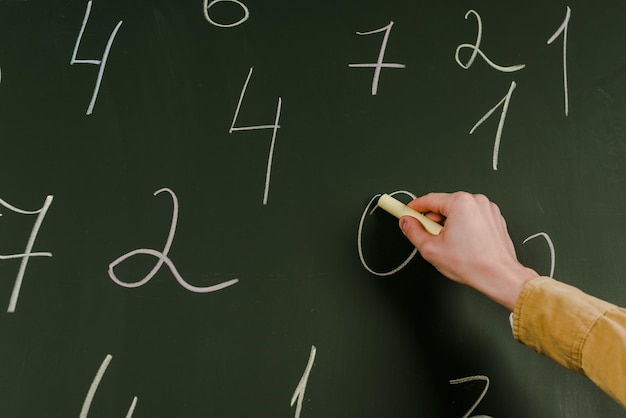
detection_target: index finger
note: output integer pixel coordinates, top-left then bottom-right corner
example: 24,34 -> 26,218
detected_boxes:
406,192 -> 456,217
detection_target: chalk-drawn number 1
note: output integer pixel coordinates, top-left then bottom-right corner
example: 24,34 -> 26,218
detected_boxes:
469,81 -> 517,171
229,67 -> 282,205
70,1 -> 123,115
547,6 -> 572,116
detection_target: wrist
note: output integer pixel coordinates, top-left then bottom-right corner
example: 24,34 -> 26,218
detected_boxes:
484,264 -> 538,311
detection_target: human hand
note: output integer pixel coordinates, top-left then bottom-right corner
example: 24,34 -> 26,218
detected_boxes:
399,192 -> 538,311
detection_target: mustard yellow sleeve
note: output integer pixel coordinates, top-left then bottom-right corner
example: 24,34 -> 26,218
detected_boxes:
512,277 -> 626,408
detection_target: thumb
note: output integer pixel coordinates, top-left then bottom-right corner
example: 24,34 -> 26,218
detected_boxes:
399,216 -> 433,250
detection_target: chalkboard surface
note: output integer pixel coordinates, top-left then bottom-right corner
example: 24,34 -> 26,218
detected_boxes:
1,1 -> 625,417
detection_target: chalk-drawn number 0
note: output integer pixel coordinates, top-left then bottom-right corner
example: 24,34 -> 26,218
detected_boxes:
203,0 -> 250,27
357,191 -> 419,276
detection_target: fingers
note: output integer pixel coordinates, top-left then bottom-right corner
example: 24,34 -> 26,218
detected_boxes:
406,192 -> 454,216
399,215 -> 436,251
424,211 -> 446,224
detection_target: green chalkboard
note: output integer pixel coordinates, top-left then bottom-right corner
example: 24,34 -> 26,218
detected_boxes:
1,0 -> 625,417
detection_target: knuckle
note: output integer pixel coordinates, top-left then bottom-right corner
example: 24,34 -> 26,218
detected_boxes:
452,191 -> 473,205
474,193 -> 489,204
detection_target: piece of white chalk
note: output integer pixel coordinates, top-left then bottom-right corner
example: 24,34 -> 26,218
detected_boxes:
377,193 -> 442,236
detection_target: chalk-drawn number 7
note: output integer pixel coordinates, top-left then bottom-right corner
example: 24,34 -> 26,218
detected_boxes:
348,21 -> 406,95
229,67 -> 282,205
0,195 -> 53,313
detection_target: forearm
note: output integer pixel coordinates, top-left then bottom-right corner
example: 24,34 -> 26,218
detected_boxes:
513,277 -> 626,408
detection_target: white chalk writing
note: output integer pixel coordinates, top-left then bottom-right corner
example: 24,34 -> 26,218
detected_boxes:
70,1 -> 123,115
449,375 -> 493,418
469,81 -> 517,170
229,67 -> 282,205
455,10 -> 525,73
291,345 -> 317,418
547,6 -> 572,116
203,0 -> 250,27
348,21 -> 406,95
108,188 -> 239,292
0,195 -> 53,313
357,191 -> 419,276
79,354 -> 138,418
523,232 -> 556,277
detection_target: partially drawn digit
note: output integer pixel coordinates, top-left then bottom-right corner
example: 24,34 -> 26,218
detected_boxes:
455,10 -> 525,73
290,345 -> 316,418
108,188 -> 239,293
70,1 -> 123,115
449,375 -> 493,418
80,354 -> 138,418
469,81 -> 517,170
0,195 -> 53,313
547,6 -> 571,116
357,191 -> 418,276
523,232 -> 555,277
203,0 -> 250,27
348,21 -> 406,95
230,67 -> 282,205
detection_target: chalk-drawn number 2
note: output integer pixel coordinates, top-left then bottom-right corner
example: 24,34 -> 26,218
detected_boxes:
449,375 -> 493,418
229,67 -> 283,205
108,188 -> 239,293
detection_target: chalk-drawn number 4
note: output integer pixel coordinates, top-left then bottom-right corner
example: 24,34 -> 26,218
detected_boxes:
449,375 -> 493,418
229,67 -> 282,205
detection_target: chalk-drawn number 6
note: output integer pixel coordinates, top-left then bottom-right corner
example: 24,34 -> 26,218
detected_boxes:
203,0 -> 249,27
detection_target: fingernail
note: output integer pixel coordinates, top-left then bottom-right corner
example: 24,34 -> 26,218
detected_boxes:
399,218 -> 408,235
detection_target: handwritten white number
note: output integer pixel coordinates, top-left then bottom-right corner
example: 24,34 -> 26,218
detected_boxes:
523,232 -> 556,277
455,10 -> 525,73
0,195 -> 53,313
80,354 -> 138,418
291,345 -> 317,418
547,6 -> 572,116
357,191 -> 419,276
470,81 -> 517,171
230,67 -> 282,205
348,21 -> 406,95
449,375 -> 493,418
203,0 -> 250,27
70,1 -> 123,115
108,188 -> 239,292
